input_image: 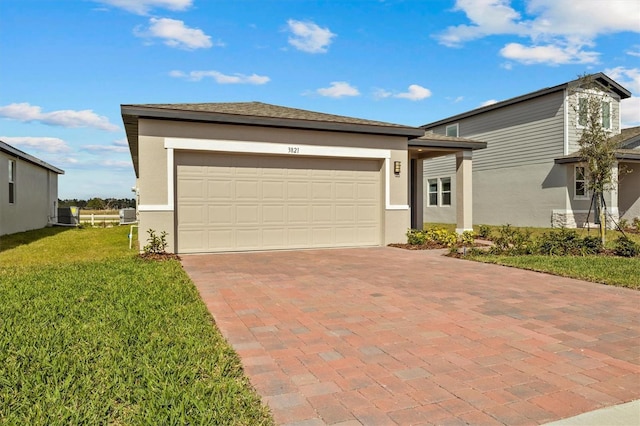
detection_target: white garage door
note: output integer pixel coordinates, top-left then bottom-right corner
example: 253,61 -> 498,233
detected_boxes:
176,152 -> 382,253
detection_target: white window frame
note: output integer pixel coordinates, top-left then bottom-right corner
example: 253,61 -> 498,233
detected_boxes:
427,178 -> 438,206
574,165 -> 589,200
577,95 -> 612,131
427,177 -> 452,207
440,177 -> 451,206
8,159 -> 16,204
445,124 -> 459,137
601,100 -> 611,130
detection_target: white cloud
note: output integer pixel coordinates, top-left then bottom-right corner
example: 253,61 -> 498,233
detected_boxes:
287,20 -> 336,53
169,70 -> 270,84
0,136 -> 71,153
135,18 -> 215,50
500,42 -> 599,65
113,138 -> 129,147
373,88 -> 392,100
480,99 -> 499,107
0,103 -> 120,132
101,160 -> 133,168
626,46 -> 640,58
96,0 -> 192,15
605,67 -> 640,127
437,0 -> 640,66
316,82 -> 360,98
83,144 -> 130,153
394,84 -> 432,101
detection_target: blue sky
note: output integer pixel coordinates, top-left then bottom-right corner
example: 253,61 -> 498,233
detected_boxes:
1,0 -> 639,199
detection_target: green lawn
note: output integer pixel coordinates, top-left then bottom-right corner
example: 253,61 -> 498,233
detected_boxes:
0,227 -> 273,425
424,223 -> 640,289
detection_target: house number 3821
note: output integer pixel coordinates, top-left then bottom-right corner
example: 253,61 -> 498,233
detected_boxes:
288,147 -> 300,154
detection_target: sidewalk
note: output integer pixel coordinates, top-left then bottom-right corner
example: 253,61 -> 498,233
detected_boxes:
545,400 -> 640,425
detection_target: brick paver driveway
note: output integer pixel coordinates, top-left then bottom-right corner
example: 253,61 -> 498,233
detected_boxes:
181,247 -> 640,425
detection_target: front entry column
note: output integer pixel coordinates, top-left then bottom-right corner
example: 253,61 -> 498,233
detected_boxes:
455,150 -> 473,234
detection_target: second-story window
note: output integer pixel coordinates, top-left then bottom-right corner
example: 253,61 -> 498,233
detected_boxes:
445,124 -> 459,137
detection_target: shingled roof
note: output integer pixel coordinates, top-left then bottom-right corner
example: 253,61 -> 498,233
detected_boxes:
121,101 -> 425,176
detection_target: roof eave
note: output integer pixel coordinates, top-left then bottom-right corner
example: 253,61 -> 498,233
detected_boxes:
120,105 -> 424,137
0,141 -> 65,174
409,139 -> 487,150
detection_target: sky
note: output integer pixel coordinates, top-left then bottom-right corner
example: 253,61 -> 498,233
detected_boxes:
1,0 -> 639,200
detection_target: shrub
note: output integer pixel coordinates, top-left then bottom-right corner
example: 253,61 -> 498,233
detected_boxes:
489,224 -> 534,255
618,218 -> 629,231
477,225 -> 492,239
633,217 -> 640,230
614,236 -> 640,257
537,229 -> 603,256
426,227 -> 458,247
143,229 -> 168,254
460,230 -> 476,247
537,228 -> 582,256
406,229 -> 427,245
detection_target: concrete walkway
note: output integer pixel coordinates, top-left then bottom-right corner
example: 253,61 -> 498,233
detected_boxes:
181,247 -> 640,425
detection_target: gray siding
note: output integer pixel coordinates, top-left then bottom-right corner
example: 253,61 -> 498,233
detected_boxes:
619,162 -> 640,221
567,90 -> 622,154
0,153 -> 58,236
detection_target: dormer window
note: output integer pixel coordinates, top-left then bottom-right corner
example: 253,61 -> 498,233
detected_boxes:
445,124 -> 459,137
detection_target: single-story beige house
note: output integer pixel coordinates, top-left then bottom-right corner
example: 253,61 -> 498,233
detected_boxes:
1,140 -> 64,236
122,102 -> 485,254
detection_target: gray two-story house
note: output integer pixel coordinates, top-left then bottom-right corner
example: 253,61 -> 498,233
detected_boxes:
422,73 -> 640,229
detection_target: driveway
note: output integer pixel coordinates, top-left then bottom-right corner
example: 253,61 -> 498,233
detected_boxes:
181,247 -> 640,425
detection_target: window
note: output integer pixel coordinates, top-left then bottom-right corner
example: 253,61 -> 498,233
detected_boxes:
578,97 -> 612,130
8,159 -> 15,204
578,98 -> 588,127
441,177 -> 451,206
575,166 -> 588,199
601,101 -> 611,129
428,179 -> 438,206
445,124 -> 459,137
427,177 -> 452,207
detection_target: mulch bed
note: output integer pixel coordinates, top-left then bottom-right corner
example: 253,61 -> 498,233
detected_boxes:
388,242 -> 449,250
138,253 -> 182,261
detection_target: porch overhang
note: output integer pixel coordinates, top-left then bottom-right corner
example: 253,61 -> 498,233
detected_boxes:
409,133 -> 487,159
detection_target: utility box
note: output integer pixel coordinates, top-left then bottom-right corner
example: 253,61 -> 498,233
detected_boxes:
119,208 -> 137,225
58,207 -> 80,225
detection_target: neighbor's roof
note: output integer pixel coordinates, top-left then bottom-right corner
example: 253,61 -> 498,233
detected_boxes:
423,72 -> 632,129
0,140 -> 64,174
121,101 -> 424,176
554,126 -> 640,164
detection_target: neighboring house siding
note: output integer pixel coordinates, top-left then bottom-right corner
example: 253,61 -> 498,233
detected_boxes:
566,90 -> 622,154
619,162 -> 640,221
0,153 -> 58,236
424,90 -> 568,227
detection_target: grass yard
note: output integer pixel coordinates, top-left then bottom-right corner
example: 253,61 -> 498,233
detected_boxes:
424,223 -> 640,289
0,227 -> 273,425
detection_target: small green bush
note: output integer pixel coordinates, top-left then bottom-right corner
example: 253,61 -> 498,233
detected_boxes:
614,236 -> 640,257
406,229 -> 427,245
143,229 -> 168,254
618,218 -> 629,231
537,229 -> 603,256
633,217 -> 640,230
490,224 -> 534,255
460,230 -> 476,247
477,225 -> 492,239
426,227 -> 458,247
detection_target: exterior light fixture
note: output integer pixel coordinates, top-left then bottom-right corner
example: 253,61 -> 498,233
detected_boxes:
394,161 -> 401,175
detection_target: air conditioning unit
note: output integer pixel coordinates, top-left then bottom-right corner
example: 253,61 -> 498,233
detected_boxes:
119,208 -> 137,225
58,207 -> 80,225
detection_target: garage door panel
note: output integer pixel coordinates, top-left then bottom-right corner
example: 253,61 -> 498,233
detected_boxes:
177,153 -> 381,253
263,205 -> 285,224
236,205 -> 260,224
207,180 -> 232,200
235,180 -> 259,199
262,181 -> 285,200
209,205 -> 233,225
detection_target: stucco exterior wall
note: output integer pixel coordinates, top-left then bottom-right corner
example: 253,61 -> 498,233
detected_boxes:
619,162 -> 640,221
0,153 -> 59,236
136,118 -> 410,252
